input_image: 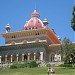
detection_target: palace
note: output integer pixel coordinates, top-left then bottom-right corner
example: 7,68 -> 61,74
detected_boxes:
0,10 -> 61,64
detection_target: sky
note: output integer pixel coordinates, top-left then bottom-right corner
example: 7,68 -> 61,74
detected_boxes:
0,0 -> 74,46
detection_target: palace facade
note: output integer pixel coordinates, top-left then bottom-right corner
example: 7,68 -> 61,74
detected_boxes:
0,10 -> 61,64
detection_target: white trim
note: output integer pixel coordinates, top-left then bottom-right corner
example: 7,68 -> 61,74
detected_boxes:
49,44 -> 61,46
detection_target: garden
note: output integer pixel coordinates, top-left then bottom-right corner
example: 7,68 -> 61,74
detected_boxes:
0,61 -> 75,75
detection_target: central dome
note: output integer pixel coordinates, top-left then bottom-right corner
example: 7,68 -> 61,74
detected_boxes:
22,10 -> 44,30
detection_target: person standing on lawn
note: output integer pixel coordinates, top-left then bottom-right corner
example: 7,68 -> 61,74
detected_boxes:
47,67 -> 50,75
50,68 -> 55,75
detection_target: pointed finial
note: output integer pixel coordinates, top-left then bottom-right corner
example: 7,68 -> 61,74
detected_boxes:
34,10 -> 36,12
7,23 -> 10,25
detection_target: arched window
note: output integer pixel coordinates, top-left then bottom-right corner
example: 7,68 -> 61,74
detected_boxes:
36,33 -> 37,35
14,36 -> 15,38
12,36 -> 13,38
38,33 -> 39,35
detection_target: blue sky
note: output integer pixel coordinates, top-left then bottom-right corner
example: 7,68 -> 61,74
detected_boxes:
0,0 -> 74,46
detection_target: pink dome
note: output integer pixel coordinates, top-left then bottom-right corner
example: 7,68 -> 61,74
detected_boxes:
22,10 -> 44,30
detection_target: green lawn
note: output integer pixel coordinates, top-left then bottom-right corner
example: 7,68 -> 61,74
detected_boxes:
0,67 -> 75,75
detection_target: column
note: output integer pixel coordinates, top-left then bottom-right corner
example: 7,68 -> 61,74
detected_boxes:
28,53 -> 30,61
5,55 -> 7,63
11,55 -> 13,63
34,53 -> 36,60
22,54 -> 24,61
40,52 -> 43,61
16,54 -> 18,62
0,56 -> 2,63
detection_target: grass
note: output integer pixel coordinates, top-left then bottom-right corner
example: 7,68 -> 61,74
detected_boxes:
0,67 -> 75,75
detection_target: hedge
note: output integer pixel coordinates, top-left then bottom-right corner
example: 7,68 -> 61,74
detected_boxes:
10,61 -> 38,69
59,64 -> 72,67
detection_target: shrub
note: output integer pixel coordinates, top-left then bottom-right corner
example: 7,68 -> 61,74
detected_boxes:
10,61 -> 38,69
46,64 -> 51,67
29,61 -> 38,68
72,64 -> 75,68
17,63 -> 26,68
10,63 -> 25,69
59,64 -> 72,67
23,62 -> 30,68
10,64 -> 17,69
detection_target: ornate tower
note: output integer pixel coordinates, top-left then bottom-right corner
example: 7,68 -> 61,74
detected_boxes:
43,19 -> 48,27
5,24 -> 11,33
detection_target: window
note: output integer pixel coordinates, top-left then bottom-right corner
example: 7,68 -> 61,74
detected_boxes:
14,36 -> 15,38
38,33 -> 39,35
12,36 -> 13,38
36,33 -> 37,35
29,28 -> 31,29
12,36 -> 16,38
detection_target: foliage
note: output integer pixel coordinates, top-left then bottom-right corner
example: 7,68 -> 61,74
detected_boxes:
29,61 -> 38,68
58,64 -> 72,67
10,63 -> 25,69
72,64 -> 75,68
71,5 -> 75,31
58,64 -> 75,68
60,37 -> 75,64
23,62 -> 30,67
10,61 -> 38,69
46,64 -> 51,67
10,64 -> 17,69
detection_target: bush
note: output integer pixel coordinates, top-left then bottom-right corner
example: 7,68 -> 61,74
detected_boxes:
72,64 -> 75,68
29,61 -> 38,68
10,63 -> 25,69
10,61 -> 38,69
23,62 -> 30,68
59,64 -> 72,67
10,64 -> 17,69
46,64 -> 51,67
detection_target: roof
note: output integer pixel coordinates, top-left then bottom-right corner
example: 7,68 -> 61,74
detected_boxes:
22,10 -> 44,30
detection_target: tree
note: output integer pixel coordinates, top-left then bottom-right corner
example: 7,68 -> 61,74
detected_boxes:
71,5 -> 75,31
60,37 -> 75,64
71,5 -> 75,42
70,5 -> 75,64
